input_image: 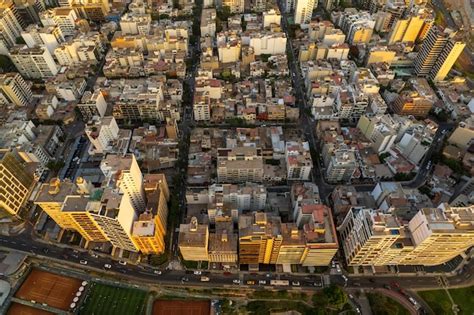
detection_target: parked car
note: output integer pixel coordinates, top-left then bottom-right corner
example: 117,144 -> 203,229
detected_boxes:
118,260 -> 127,266
80,260 -> 88,265
104,264 -> 112,269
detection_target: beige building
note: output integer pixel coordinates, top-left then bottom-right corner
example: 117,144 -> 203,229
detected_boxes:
178,217 -> 209,261
208,221 -> 238,264
338,205 -> 474,266
0,73 -> 33,107
217,147 -> 264,183
447,126 -> 474,151
276,223 -> 306,264
0,150 -> 35,217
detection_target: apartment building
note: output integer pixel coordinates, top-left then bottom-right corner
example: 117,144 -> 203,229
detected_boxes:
52,7 -> 77,36
388,16 -> 425,44
217,33 -> 241,64
294,0 -> 316,25
357,115 -> 398,153
131,174 -> 169,255
414,26 -> 466,82
9,45 -> 59,79
217,147 -> 264,183
200,8 -> 216,37
238,213 -> 282,267
208,221 -> 238,265
21,25 -> 63,55
206,183 -> 267,211
247,31 -> 287,56
392,90 -> 432,118
84,116 -> 120,155
0,150 -> 35,217
326,148 -> 357,183
263,8 -> 281,28
276,223 -> 306,264
0,2 -> 23,50
178,217 -> 209,261
220,0 -> 244,13
285,141 -> 313,181
0,73 -> 32,107
365,46 -> 396,66
301,204 -> 338,266
35,178 -> 139,255
339,205 -> 474,266
291,182 -> 321,224
120,12 -> 151,35
100,154 -> 146,213
77,90 -> 107,121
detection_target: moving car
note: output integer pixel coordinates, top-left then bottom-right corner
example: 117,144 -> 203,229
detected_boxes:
118,260 -> 127,266
104,264 -> 112,269
154,270 -> 162,275
194,271 -> 202,275
79,260 -> 88,265
232,279 -> 241,284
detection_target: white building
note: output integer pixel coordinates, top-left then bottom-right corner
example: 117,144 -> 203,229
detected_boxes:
21,25 -> 63,54
85,116 -> 120,155
200,8 -> 216,38
357,115 -> 398,153
120,12 -> 151,35
77,90 -> 107,121
263,8 -> 281,28
247,32 -> 287,56
285,141 -> 313,181
100,154 -> 146,213
9,45 -> 59,79
294,0 -> 316,25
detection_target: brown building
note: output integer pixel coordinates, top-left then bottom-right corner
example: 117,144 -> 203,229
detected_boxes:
392,91 -> 432,117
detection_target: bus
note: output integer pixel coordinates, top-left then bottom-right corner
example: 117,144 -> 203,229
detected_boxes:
270,280 -> 290,286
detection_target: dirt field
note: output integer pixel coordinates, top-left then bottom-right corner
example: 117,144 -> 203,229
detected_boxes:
15,269 -> 82,311
7,303 -> 54,315
153,300 -> 210,315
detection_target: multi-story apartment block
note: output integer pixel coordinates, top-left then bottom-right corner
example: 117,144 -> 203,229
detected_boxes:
276,223 -> 306,264
357,114 -> 398,153
52,7 -> 77,36
334,9 -> 375,45
120,12 -> 151,35
392,90 -> 432,118
285,141 -> 313,181
217,33 -> 241,64
84,116 -> 120,155
0,72 -> 32,107
0,2 -> 23,51
339,205 -> 474,266
247,31 -> 287,56
300,204 -> 338,266
131,174 -> 169,255
326,148 -> 357,183
178,216 -> 209,261
77,90 -> 107,121
21,25 -> 64,55
238,213 -> 282,267
335,85 -> 369,121
365,46 -> 396,66
9,45 -> 59,79
414,26 -> 466,82
100,154 -> 146,213
217,147 -> 264,183
0,150 -> 35,217
200,8 -> 216,37
388,15 -> 424,44
208,221 -> 238,265
35,178 -> 139,255
294,0 -> 315,25
220,0 -> 244,13
263,8 -> 281,28
206,183 -> 267,211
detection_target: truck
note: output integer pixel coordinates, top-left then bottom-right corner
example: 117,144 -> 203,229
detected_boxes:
200,276 -> 210,282
270,280 -> 290,286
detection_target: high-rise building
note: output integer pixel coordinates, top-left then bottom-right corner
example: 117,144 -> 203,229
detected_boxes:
178,217 -> 209,261
0,150 -> 35,217
388,16 -> 424,44
77,90 -> 107,121
276,223 -> 306,264
100,154 -> 146,213
294,0 -> 316,25
35,178 -> 139,255
338,205 -> 474,266
238,213 -> 282,267
0,2 -> 23,49
0,72 -> 32,107
392,90 -> 432,117
84,116 -> 120,155
414,26 -> 466,82
9,45 -> 59,79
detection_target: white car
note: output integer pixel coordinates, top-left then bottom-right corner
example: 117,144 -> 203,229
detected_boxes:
342,275 -> 348,282
336,264 -> 342,273
79,260 -> 88,265
292,281 -> 300,286
233,279 -> 240,284
104,264 -> 112,269
118,260 -> 127,266
154,270 -> 162,275
194,271 -> 202,275
91,253 -> 98,258
258,280 -> 266,285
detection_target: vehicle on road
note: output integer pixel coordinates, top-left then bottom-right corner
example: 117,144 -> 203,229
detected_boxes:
408,297 -> 421,310
258,280 -> 266,285
292,281 -> 300,286
194,271 -> 202,275
79,260 -> 88,265
200,276 -> 210,282
336,264 -> 341,273
104,264 -> 111,269
270,280 -> 289,286
342,275 -> 348,282
313,282 -> 322,287
91,253 -> 98,258
154,270 -> 162,275
118,260 -> 127,265
233,279 -> 240,284
181,277 -> 189,282
246,280 -> 255,285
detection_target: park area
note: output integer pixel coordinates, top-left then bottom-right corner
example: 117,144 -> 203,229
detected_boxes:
78,282 -> 147,315
153,300 -> 210,315
418,285 -> 474,315
14,269 -> 82,311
